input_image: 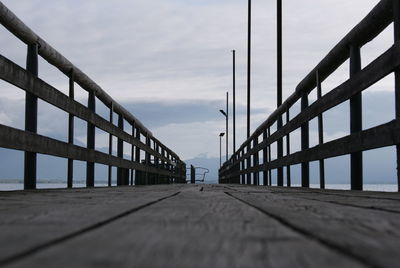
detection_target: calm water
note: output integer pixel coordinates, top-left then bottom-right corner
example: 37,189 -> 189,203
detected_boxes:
0,183 -> 398,192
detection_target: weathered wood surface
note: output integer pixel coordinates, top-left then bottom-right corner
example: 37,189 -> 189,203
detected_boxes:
0,185 -> 399,268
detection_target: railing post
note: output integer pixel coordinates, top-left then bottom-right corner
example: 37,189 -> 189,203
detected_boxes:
268,127 -> 272,186
67,69 -> 74,188
286,109 -> 291,187
246,144 -> 251,185
394,0 -> 400,192
130,123 -> 135,186
24,43 -> 38,190
350,44 -> 363,190
253,137 -> 259,185
117,114 -> 128,186
145,135 -> 151,185
86,92 -> 96,187
241,150 -> 245,184
263,130 -> 268,186
135,128 -> 141,185
301,94 -> 310,187
316,70 -> 325,189
191,165 -> 195,184
108,103 -> 113,187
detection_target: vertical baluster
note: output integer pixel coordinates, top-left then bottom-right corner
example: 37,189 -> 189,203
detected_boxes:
67,69 -> 74,188
130,122 -> 135,186
301,94 -> 310,187
145,135 -> 151,185
286,109 -> 291,187
268,127 -> 272,186
24,43 -> 38,190
350,45 -> 363,190
86,91 -> 95,187
135,128 -> 141,185
253,137 -> 259,185
246,144 -> 251,185
117,114 -> 124,186
316,70 -> 325,189
263,130 -> 268,186
108,103 -> 113,187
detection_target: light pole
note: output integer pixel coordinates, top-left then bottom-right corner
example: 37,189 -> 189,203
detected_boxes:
219,91 -> 229,161
247,0 -> 251,138
232,50 -> 236,154
219,132 -> 225,168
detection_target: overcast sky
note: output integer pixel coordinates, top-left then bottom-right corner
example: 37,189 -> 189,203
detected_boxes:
0,0 -> 398,185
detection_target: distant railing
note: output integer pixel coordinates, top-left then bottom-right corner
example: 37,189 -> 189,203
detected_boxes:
219,0 -> 400,192
0,2 -> 186,189
187,166 -> 209,183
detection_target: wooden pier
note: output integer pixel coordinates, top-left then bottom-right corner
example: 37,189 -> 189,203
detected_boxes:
0,184 -> 399,268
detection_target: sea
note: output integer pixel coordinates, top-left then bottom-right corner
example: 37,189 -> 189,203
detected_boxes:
0,183 -> 398,192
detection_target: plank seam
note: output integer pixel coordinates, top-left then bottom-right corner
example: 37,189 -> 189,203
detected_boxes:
0,191 -> 181,266
224,192 -> 377,268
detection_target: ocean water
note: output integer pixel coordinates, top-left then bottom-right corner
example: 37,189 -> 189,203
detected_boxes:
0,183 -> 398,192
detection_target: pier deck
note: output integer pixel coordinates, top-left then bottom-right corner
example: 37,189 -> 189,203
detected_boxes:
0,184 -> 399,268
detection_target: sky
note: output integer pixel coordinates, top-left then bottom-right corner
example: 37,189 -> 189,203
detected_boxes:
0,0 -> 398,185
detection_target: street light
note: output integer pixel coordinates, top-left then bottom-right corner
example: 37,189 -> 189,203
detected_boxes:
219,91 -> 229,161
219,132 -> 225,168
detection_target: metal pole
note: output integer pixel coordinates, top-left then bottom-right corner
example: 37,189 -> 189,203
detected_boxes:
24,43 -> 38,190
67,69 -> 74,188
350,45 -> 363,191
394,0 -> 400,192
277,0 -> 284,186
226,91 -> 229,161
86,91 -> 95,187
232,50 -> 236,154
247,0 -> 251,138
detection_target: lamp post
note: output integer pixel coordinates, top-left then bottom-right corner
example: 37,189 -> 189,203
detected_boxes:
219,132 -> 225,168
219,91 -> 229,161
247,0 -> 251,139
232,50 -> 236,154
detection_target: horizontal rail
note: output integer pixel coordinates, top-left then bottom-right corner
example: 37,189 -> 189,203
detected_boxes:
0,55 -> 173,165
0,2 -> 186,188
228,42 -> 400,168
0,2 -> 181,160
0,124 -> 176,177
220,119 -> 400,180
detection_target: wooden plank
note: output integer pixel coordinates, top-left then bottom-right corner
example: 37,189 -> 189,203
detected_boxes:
226,184 -> 400,211
0,55 -> 173,165
2,185 -> 365,268
229,187 -> 400,268
0,124 -> 177,177
0,185 -> 183,264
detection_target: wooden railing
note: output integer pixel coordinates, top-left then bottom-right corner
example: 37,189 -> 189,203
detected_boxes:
219,0 -> 400,192
0,2 -> 186,189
